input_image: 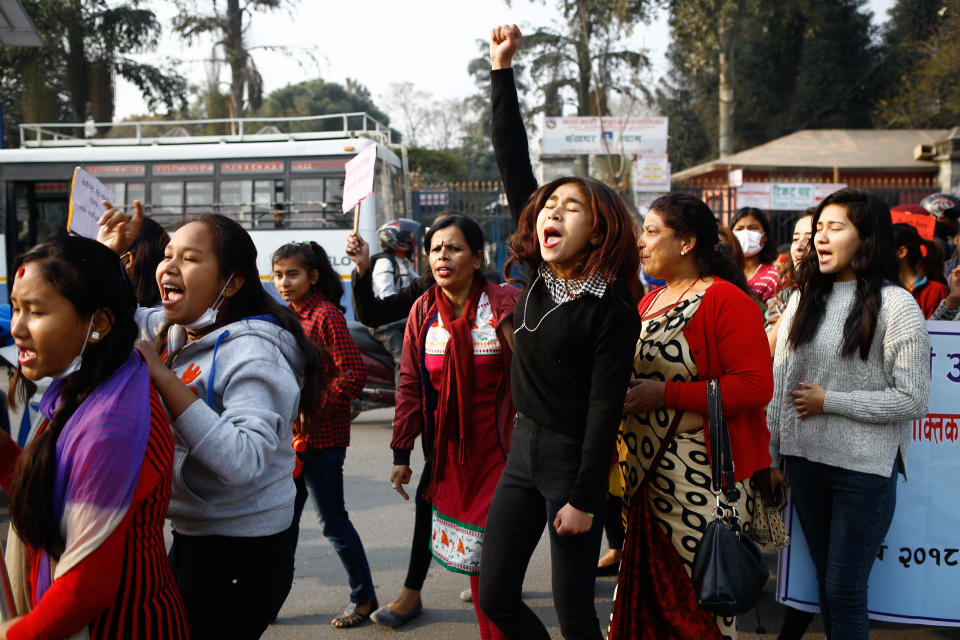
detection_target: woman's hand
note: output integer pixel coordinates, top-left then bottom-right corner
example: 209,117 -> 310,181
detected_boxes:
945,266 -> 960,310
791,382 -> 826,419
0,616 -> 22,639
490,24 -> 521,70
622,378 -> 666,414
390,464 -> 413,500
345,232 -> 371,277
135,339 -> 168,382
553,503 -> 593,536
97,200 -> 144,255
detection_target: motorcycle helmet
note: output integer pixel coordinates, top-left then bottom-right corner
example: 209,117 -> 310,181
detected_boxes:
378,218 -> 421,256
920,193 -> 960,220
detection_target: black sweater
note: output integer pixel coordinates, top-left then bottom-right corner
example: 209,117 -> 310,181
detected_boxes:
492,68 -> 641,515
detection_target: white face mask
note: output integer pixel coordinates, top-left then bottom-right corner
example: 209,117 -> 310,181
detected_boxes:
51,315 -> 96,379
184,274 -> 234,332
734,229 -> 765,258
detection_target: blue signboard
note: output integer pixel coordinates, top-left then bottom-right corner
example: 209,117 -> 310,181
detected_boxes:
776,320 -> 960,626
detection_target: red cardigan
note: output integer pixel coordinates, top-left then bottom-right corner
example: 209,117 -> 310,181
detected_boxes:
638,278 -> 773,481
913,279 -> 948,319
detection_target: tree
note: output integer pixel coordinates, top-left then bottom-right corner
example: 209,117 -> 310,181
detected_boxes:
660,0 -> 883,169
0,0 -> 186,147
874,0 -> 960,128
249,77 -> 392,134
171,0 -> 314,124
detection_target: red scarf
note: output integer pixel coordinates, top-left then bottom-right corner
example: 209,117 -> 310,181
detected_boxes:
429,276 -> 485,498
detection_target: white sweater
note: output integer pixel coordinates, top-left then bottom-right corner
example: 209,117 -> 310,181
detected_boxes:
768,281 -> 930,476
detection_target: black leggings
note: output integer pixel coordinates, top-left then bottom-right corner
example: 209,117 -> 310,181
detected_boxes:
404,466 -> 433,590
479,415 -> 606,640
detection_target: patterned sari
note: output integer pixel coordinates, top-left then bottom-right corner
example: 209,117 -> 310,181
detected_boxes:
610,293 -> 751,640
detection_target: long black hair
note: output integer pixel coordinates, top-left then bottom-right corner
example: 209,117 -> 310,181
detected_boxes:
8,236 -> 138,558
159,214 -> 332,435
272,241 -> 345,313
648,193 -> 750,294
126,217 -> 169,307
732,207 -> 778,265
789,188 -> 900,360
892,222 -> 946,286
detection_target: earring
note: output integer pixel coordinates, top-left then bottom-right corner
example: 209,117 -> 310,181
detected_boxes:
680,249 -> 686,256
91,331 -> 100,340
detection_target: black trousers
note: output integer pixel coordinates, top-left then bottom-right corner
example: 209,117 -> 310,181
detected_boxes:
479,414 -> 606,640
404,466 -> 433,590
169,529 -> 295,640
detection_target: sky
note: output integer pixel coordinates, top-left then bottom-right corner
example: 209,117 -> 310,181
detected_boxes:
114,0 -> 899,127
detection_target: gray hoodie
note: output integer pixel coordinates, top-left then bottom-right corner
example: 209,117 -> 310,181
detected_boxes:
137,308 -> 303,536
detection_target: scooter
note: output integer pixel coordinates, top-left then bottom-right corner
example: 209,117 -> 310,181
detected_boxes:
347,321 -> 396,416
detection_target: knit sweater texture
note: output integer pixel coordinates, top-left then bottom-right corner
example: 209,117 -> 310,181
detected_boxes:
768,280 -> 930,476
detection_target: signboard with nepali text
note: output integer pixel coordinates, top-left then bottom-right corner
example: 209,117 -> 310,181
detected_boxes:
892,210 -> 936,240
737,183 -> 846,210
541,116 -> 668,155
68,167 -> 114,239
776,320 -> 960,626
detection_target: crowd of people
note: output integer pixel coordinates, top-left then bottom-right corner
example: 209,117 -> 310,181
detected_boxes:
0,21 -> 954,640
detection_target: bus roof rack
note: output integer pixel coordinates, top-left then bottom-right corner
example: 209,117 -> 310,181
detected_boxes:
18,112 -> 395,148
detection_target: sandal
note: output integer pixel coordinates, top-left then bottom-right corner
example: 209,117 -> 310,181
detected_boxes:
331,598 -> 378,629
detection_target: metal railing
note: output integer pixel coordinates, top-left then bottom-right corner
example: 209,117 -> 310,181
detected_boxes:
19,112 -> 394,148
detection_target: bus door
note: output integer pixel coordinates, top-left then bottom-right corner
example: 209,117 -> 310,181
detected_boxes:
9,179 -> 69,260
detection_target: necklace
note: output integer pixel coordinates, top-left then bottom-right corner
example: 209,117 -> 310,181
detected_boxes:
641,277 -> 700,321
514,274 -> 571,334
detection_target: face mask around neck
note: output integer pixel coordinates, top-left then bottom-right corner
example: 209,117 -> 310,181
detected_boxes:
184,274 -> 234,332
51,315 -> 96,379
734,229 -> 765,258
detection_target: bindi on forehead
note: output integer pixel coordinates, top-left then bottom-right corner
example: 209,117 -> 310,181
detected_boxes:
16,266 -> 24,280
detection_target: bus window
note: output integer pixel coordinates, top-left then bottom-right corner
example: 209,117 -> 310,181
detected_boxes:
186,182 -> 214,215
127,183 -> 145,205
253,180 -> 273,227
325,177 -> 344,211
290,179 -> 320,227
103,182 -> 126,206
151,181 -> 184,225
220,180 -> 252,226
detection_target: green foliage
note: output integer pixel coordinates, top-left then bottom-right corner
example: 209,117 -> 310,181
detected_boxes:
660,0 -> 885,170
407,147 -> 469,181
874,0 -> 960,128
248,77 -> 392,134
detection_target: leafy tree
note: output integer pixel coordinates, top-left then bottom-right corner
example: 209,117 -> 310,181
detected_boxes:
874,0 -> 960,128
171,0 -> 314,123
407,147 -> 469,182
660,0 -> 883,169
0,0 -> 185,147
250,77 -> 392,134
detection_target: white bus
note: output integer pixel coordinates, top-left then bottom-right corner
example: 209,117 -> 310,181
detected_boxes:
0,113 -> 410,315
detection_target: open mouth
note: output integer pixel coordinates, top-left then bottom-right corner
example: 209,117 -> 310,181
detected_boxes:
16,345 -> 36,366
435,266 -> 452,278
162,282 -> 185,306
543,227 -> 562,249
817,250 -> 832,263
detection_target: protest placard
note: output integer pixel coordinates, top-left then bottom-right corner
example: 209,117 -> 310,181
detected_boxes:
68,167 -> 114,239
342,144 -> 378,225
776,320 -> 960,627
891,210 -> 936,240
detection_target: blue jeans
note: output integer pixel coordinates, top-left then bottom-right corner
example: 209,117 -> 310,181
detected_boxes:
293,447 -> 376,605
784,456 -> 898,640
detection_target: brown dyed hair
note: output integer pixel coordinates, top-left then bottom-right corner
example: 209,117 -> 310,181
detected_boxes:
505,176 -> 641,298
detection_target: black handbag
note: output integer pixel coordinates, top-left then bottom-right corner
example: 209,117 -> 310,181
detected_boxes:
690,379 -> 769,617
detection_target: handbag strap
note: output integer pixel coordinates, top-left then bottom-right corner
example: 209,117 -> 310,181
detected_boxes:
708,379 -> 740,503
637,409 -> 685,495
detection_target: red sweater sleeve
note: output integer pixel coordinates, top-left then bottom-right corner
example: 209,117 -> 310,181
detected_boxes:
8,443 -> 158,640
7,506 -> 130,640
664,282 -> 774,415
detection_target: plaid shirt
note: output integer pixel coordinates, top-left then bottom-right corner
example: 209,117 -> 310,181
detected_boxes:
538,263 -> 611,303
292,289 -> 365,449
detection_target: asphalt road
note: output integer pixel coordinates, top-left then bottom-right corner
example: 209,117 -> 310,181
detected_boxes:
0,405 -> 956,638
263,408 -> 960,640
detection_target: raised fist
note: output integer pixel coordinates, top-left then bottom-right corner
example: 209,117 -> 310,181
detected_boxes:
490,24 -> 522,70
